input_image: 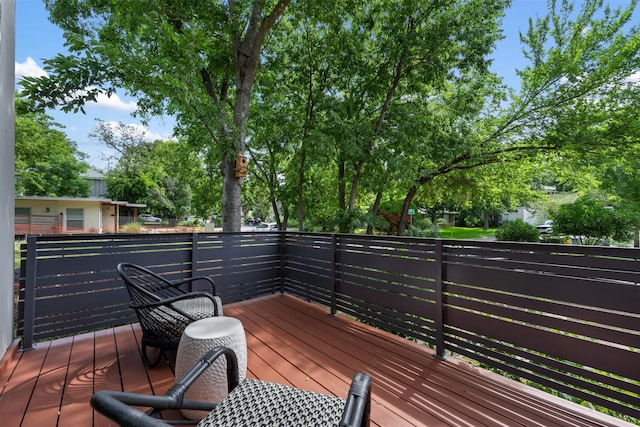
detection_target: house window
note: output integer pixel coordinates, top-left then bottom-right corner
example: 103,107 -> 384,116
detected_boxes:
66,208 -> 84,231
15,207 -> 30,224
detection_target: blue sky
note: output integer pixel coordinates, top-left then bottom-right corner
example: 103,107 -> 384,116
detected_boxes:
13,1 -> 628,169
16,0 -> 175,168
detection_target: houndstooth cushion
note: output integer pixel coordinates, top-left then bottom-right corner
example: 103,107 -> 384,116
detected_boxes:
197,379 -> 346,427
147,296 -> 223,339
173,296 -> 223,318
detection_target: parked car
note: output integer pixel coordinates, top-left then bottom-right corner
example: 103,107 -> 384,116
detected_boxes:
255,222 -> 277,232
536,220 -> 553,234
139,213 -> 162,223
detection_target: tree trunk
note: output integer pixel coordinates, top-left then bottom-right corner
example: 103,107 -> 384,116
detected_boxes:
221,159 -> 242,231
366,191 -> 383,234
219,0 -> 291,231
344,51 -> 406,222
338,161 -> 346,212
297,150 -> 306,231
348,162 -> 363,211
223,81 -> 252,231
397,185 -> 418,235
338,161 -> 348,232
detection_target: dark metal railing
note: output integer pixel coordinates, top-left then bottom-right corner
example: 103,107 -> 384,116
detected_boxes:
17,232 -> 640,419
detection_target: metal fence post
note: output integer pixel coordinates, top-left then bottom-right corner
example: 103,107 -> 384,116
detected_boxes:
190,232 -> 198,291
21,235 -> 37,350
279,232 -> 286,294
434,239 -> 446,359
330,234 -> 337,316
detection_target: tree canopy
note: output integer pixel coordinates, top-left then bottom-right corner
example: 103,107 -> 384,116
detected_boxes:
15,98 -> 90,197
22,0 -> 291,231
20,0 -> 640,235
89,120 -> 217,220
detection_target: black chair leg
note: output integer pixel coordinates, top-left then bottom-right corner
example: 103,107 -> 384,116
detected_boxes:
141,342 -> 164,368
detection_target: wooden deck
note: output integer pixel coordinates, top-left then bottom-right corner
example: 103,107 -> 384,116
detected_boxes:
0,294 -> 632,427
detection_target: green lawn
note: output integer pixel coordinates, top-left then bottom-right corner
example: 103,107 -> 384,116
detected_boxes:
14,239 -> 24,270
439,226 -> 496,239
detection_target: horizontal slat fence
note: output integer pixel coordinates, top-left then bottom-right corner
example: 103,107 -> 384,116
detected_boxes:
282,233 -> 335,305
440,240 -> 640,418
17,232 -> 282,348
281,234 -> 639,419
335,234 -> 437,346
17,232 -> 640,419
194,232 -> 282,302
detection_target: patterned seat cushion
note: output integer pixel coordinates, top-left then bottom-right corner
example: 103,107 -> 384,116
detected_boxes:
146,296 -> 224,339
197,379 -> 346,427
173,295 -> 223,318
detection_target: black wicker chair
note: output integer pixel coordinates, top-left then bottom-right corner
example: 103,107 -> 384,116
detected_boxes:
91,346 -> 372,427
117,262 -> 223,367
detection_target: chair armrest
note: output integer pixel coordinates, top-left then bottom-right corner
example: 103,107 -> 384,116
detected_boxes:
131,291 -> 217,310
172,275 -> 217,294
340,373 -> 372,427
91,391 -> 176,427
131,291 -> 222,319
91,346 -> 240,427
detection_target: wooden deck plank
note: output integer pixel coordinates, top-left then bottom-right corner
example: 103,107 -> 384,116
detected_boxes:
93,328 -> 125,427
247,297 -> 483,425
114,325 -> 154,395
0,339 -> 21,395
21,336 -> 73,427
58,332 -> 97,426
1,294 -> 634,427
226,299 -> 433,427
0,341 -> 50,426
230,307 -> 339,394
130,324 -> 176,396
245,296 -> 491,427
432,361 -> 598,427
270,295 -> 625,427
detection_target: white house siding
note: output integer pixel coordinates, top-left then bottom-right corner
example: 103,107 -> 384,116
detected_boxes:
501,207 -> 543,225
15,198 -> 107,234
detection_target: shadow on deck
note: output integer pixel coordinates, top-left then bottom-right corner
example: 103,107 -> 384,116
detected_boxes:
1,294 -> 631,426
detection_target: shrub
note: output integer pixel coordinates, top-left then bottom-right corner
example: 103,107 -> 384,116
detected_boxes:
553,195 -> 635,245
539,234 -> 571,244
495,220 -> 539,242
121,222 -> 142,233
404,223 -> 440,238
404,216 -> 440,237
179,218 -> 203,226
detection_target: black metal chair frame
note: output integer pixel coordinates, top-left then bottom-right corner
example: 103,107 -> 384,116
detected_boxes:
117,262 -> 223,367
91,346 -> 372,427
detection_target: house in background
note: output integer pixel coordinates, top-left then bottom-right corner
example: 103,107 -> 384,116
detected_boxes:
14,170 -> 145,236
83,168 -> 108,198
501,206 -> 539,224
15,196 -> 145,236
435,210 -> 458,226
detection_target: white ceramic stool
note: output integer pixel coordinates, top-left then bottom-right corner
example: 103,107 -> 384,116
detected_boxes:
175,316 -> 247,420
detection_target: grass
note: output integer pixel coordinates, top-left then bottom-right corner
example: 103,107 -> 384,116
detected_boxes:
14,239 -> 23,270
439,226 -> 496,239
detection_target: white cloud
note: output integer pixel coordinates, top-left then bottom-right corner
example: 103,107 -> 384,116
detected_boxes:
15,64 -> 137,113
59,85 -> 136,113
100,120 -> 174,142
15,57 -> 47,80
626,71 -> 640,84
88,92 -> 138,113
